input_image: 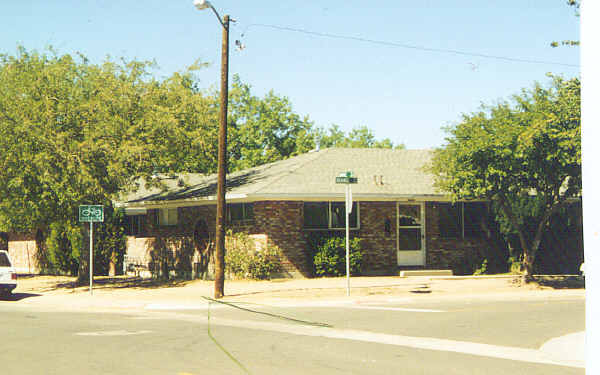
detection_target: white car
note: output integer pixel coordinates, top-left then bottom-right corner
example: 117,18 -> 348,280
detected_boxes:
0,250 -> 17,298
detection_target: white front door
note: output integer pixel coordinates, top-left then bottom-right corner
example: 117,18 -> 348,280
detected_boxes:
397,203 -> 426,266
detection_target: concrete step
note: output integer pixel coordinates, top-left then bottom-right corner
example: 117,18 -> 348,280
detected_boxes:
399,269 -> 453,277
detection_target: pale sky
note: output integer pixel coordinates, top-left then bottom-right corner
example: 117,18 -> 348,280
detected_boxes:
1,0 -> 580,149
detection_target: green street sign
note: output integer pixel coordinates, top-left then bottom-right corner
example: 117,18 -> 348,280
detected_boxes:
79,205 -> 104,222
335,171 -> 358,184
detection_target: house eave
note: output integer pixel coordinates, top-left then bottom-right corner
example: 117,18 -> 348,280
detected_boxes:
115,192 -> 459,209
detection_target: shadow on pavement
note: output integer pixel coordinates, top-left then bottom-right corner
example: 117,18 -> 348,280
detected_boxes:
534,276 -> 585,289
44,277 -> 192,292
0,292 -> 42,302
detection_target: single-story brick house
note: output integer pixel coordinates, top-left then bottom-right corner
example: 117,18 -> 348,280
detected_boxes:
116,148 -> 493,277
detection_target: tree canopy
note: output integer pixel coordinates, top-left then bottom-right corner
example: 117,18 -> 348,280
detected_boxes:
429,76 -> 581,277
0,47 -> 394,238
0,48 -> 217,233
315,124 -> 402,149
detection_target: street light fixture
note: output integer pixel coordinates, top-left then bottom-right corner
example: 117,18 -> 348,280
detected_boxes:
194,0 -> 230,299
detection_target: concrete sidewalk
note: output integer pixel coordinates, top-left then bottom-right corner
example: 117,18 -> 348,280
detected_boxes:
7,275 -> 585,313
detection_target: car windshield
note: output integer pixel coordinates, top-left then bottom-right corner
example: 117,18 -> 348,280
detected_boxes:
0,252 -> 11,267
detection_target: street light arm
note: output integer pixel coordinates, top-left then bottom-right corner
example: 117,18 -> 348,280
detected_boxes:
208,3 -> 227,29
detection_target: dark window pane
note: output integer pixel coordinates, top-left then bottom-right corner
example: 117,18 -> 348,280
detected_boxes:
398,205 -> 421,226
331,203 -> 345,228
228,203 -> 254,224
304,202 -> 328,229
0,252 -> 10,267
126,215 -> 143,236
229,203 -> 244,222
349,203 -> 358,228
398,228 -> 421,250
464,202 -> 486,238
245,203 -> 254,220
331,202 -> 358,229
436,203 -> 462,238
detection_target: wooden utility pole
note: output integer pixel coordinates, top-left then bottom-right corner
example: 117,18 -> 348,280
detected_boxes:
214,14 -> 229,299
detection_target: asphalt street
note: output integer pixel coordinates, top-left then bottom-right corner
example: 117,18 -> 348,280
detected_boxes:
0,296 -> 584,375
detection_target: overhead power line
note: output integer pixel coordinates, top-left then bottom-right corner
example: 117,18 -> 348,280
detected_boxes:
240,23 -> 579,68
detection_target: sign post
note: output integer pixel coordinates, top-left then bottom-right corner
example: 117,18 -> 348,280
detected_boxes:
79,205 -> 104,295
335,172 -> 358,296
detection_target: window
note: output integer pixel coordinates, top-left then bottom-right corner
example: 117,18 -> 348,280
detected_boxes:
303,202 -> 328,229
436,202 -> 487,239
125,215 -> 144,236
158,208 -> 178,226
436,203 -> 462,238
227,203 -> 254,224
303,202 -> 359,230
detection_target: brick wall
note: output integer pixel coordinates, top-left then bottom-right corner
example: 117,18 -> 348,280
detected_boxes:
122,200 -> 492,278
124,203 -> 311,277
254,201 -> 311,277
355,202 -> 397,275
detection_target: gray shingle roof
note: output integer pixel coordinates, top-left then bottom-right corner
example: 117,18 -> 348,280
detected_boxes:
119,148 -> 444,206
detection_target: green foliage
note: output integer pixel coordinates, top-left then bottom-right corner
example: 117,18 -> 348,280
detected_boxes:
430,76 -> 581,277
227,75 -> 316,170
313,237 -> 363,277
473,259 -> 488,276
92,207 -> 127,276
225,231 -> 283,280
315,124 -> 403,149
0,47 -> 219,236
508,256 -> 524,274
45,221 -> 80,276
42,207 -> 126,276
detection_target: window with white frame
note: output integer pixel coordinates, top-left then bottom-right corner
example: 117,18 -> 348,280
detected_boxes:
227,203 -> 254,224
303,202 -> 359,230
158,208 -> 178,226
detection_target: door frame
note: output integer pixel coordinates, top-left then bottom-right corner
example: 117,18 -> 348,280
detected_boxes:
396,202 -> 426,266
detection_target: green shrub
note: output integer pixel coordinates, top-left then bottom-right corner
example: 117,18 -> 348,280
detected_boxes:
313,237 -> 362,277
225,231 -> 283,280
45,221 -> 80,276
473,259 -> 488,275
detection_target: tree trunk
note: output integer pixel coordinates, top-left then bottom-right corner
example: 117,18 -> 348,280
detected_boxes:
109,256 -> 116,277
522,251 -> 535,280
34,228 -> 49,273
479,212 -> 509,273
499,196 -> 565,282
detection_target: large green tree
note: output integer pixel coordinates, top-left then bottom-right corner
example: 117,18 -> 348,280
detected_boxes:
429,76 -> 581,278
0,48 -> 217,277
